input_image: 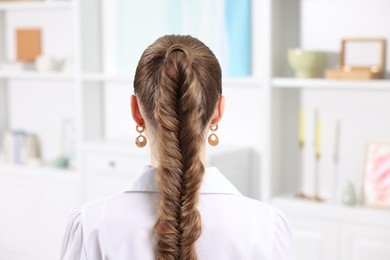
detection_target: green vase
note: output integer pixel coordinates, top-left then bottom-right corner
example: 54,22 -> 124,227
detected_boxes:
341,181 -> 357,206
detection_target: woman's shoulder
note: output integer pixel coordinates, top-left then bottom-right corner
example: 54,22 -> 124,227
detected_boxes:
215,192 -> 282,217
201,192 -> 291,231
60,208 -> 86,260
242,197 -> 296,260
60,194 -> 122,259
239,196 -> 293,234
61,193 -> 122,235
235,196 -> 296,259
67,190 -> 157,231
247,196 -> 289,220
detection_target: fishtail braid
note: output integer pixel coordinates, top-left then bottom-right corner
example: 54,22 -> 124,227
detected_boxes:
134,35 -> 222,260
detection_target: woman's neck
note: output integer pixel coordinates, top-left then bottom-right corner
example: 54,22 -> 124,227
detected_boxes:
149,142 -> 207,168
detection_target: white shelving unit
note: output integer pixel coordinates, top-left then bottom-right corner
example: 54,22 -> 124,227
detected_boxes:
268,1 -> 390,259
0,2 -> 81,259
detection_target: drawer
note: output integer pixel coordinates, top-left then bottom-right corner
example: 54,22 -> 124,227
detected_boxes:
83,150 -> 149,176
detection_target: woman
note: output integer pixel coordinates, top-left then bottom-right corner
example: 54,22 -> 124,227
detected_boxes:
61,35 -> 295,260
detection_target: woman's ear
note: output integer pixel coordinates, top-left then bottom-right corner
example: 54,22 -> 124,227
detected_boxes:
211,95 -> 225,126
131,95 -> 144,125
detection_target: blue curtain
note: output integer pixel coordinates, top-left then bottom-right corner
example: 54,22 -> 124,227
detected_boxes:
225,0 -> 251,77
117,0 -> 252,77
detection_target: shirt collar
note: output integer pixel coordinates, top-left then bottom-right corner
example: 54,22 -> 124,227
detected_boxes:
125,164 -> 242,195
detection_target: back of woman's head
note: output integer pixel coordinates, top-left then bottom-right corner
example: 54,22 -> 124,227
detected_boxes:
133,35 -> 222,260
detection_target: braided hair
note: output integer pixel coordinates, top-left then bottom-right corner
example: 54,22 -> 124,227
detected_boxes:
134,35 -> 222,260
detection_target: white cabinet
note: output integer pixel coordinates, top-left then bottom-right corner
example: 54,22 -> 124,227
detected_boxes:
273,198 -> 390,260
341,224 -> 390,260
289,217 -> 339,260
0,165 -> 81,260
0,176 -> 30,260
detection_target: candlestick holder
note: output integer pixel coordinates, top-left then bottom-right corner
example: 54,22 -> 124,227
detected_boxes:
332,120 -> 341,204
332,158 -> 339,204
295,141 -> 309,199
332,167 -> 339,203
313,153 -> 325,202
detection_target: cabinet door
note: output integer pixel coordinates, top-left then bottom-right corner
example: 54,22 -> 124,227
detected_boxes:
341,224 -> 390,260
0,177 -> 31,260
29,179 -> 81,260
0,173 -> 81,260
288,216 -> 339,260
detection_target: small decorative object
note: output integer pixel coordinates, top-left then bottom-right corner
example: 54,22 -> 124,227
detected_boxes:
341,181 -> 357,206
325,38 -> 386,80
362,142 -> 390,208
313,110 -> 324,202
52,156 -> 69,169
296,107 -> 308,199
60,56 -> 73,72
23,133 -> 42,165
0,130 -> 41,165
16,28 -> 41,62
288,49 -> 324,78
35,55 -> 55,72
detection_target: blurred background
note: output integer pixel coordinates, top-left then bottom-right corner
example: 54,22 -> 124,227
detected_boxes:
0,0 -> 389,259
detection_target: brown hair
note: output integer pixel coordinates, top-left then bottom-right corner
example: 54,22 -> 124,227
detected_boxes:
133,35 -> 222,260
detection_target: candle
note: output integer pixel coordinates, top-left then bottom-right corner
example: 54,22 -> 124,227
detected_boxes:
299,107 -> 305,145
315,110 -> 321,156
334,120 -> 341,163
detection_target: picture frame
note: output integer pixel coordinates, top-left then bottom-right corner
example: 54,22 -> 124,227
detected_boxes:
325,38 -> 386,80
341,38 -> 386,73
362,142 -> 390,209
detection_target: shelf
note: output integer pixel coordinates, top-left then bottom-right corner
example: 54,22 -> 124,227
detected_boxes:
0,162 -> 77,177
81,73 -> 262,88
0,71 -> 74,81
0,1 -> 73,11
272,196 -> 390,227
272,77 -> 390,91
81,139 -> 150,156
222,77 -> 262,88
81,73 -> 132,84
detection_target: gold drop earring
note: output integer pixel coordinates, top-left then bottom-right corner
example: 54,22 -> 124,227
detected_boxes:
135,125 -> 147,148
208,124 -> 219,146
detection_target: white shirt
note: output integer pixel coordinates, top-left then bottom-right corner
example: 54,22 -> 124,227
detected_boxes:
60,165 -> 296,260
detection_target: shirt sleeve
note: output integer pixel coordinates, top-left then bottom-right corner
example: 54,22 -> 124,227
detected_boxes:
60,209 -> 87,260
271,210 -> 296,260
